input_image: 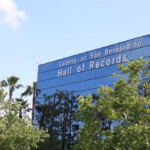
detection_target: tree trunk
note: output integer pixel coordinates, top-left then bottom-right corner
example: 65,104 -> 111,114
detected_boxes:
9,90 -> 13,103
19,107 -> 22,119
50,124 -> 53,149
68,101 -> 72,150
50,96 -> 56,149
62,97 -> 67,150
32,94 -> 36,124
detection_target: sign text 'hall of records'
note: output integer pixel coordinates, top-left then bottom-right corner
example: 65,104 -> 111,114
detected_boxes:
57,41 -> 142,77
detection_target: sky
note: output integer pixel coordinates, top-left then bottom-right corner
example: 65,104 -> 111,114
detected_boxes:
0,0 -> 150,104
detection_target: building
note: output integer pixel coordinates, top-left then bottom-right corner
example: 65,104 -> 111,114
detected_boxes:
34,34 -> 150,148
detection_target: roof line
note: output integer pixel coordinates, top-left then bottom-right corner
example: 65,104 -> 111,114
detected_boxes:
39,34 -> 150,66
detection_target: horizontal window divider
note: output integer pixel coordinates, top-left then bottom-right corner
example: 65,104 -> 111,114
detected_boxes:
36,84 -> 114,100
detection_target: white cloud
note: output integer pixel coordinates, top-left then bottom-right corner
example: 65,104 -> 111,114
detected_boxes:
0,0 -> 26,28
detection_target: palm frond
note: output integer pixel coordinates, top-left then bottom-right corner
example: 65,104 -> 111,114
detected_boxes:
16,98 -> 30,109
7,76 -> 20,85
22,86 -> 32,97
33,82 -> 37,91
0,80 -> 8,87
16,98 -> 24,103
16,84 -> 23,89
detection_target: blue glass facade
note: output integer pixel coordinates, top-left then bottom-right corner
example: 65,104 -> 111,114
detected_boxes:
34,35 -> 150,126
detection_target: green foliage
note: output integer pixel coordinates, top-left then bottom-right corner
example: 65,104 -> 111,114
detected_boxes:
0,88 -> 48,150
22,82 -> 40,122
75,58 -> 150,150
0,76 -> 23,101
22,82 -> 38,97
0,89 -> 7,101
16,98 -> 32,119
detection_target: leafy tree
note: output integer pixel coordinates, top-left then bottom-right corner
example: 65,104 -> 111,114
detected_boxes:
0,88 -> 7,101
0,88 -> 48,150
22,82 -> 39,123
75,58 -> 150,150
0,76 -> 23,103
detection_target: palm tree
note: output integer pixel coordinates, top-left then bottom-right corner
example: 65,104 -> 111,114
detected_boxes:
16,98 -> 31,119
22,82 -> 40,123
0,76 -> 23,103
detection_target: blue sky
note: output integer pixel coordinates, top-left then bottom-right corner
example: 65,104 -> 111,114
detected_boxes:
0,0 -> 150,103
